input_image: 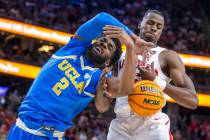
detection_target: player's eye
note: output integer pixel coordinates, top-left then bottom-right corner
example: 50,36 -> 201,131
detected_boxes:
147,20 -> 154,25
108,45 -> 113,51
101,38 -> 107,42
157,24 -> 162,30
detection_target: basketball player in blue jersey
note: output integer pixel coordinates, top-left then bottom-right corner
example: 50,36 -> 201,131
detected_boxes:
7,12 -> 152,140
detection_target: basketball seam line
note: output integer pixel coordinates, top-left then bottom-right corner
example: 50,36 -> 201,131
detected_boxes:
129,94 -> 165,100
129,99 -> 162,110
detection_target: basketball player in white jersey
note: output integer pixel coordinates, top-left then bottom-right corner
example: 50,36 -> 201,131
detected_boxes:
105,10 -> 199,140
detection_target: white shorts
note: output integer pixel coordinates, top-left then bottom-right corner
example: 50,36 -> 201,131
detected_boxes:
107,112 -> 173,140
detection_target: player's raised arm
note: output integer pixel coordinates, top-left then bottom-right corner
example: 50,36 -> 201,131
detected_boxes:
103,26 -> 136,97
94,26 -> 136,113
73,12 -> 133,44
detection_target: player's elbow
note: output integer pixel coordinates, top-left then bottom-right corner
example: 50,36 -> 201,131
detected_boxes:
97,12 -> 110,17
95,101 -> 110,113
190,102 -> 198,110
95,12 -> 112,21
186,93 -> 198,110
191,95 -> 199,110
95,105 -> 109,113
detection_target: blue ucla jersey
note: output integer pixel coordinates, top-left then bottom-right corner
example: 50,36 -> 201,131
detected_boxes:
18,12 -> 132,132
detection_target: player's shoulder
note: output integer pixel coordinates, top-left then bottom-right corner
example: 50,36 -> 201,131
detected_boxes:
160,48 -> 180,59
160,48 -> 184,67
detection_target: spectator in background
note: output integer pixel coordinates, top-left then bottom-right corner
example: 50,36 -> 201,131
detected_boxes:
0,0 -> 209,56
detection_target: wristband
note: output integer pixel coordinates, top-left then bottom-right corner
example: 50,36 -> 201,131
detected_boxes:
153,76 -> 167,90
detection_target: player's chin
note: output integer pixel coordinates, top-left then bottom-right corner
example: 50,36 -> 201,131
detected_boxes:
144,36 -> 156,43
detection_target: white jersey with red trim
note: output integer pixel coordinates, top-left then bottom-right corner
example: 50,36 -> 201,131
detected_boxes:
108,46 -> 174,140
115,46 -> 171,116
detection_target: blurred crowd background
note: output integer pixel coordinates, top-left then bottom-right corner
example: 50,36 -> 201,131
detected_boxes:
0,0 -> 210,140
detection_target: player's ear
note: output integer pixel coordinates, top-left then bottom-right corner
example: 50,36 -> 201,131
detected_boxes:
138,22 -> 141,30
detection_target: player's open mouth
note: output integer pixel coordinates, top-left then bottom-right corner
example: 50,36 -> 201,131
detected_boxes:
144,32 -> 156,42
93,46 -> 102,54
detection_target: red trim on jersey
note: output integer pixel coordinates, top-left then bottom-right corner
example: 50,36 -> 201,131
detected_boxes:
165,120 -> 170,126
169,130 -> 173,140
164,119 -> 173,140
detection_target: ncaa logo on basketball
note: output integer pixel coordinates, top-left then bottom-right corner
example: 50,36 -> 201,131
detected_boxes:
143,98 -> 160,105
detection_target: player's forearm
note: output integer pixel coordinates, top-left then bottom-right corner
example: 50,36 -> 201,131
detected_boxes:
95,91 -> 113,113
164,85 -> 198,109
118,45 -> 137,96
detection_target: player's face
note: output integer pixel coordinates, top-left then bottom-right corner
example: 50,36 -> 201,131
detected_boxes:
90,37 -> 117,65
139,13 -> 164,44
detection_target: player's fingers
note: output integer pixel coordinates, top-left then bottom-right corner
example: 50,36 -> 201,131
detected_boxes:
142,49 -> 149,62
101,82 -> 107,90
103,30 -> 122,35
103,91 -> 113,98
136,38 -> 154,49
147,50 -> 152,59
146,51 -> 152,62
142,56 -> 147,64
135,46 -> 145,55
100,77 -> 107,86
144,42 -> 154,47
104,25 -> 123,31
104,82 -> 108,87
103,67 -> 108,74
105,34 -> 120,39
138,65 -> 147,73
151,62 -> 155,72
100,68 -> 108,80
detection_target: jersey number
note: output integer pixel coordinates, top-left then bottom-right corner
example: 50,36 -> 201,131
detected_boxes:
52,77 -> 69,96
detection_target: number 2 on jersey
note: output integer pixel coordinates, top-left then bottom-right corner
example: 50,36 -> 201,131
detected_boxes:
52,77 -> 69,96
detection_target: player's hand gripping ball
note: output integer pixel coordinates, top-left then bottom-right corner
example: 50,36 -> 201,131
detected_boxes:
128,80 -> 166,117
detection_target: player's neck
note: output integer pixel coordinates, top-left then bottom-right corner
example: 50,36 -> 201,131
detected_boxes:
83,54 -> 105,69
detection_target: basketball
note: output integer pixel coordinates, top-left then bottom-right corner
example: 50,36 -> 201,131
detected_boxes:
128,80 -> 166,117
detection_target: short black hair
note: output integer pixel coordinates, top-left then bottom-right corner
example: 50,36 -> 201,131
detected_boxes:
143,9 -> 164,19
109,38 -> 122,66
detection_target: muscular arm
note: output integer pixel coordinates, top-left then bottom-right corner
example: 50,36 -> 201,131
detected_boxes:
162,50 -> 198,109
117,45 -> 137,97
74,12 -> 132,44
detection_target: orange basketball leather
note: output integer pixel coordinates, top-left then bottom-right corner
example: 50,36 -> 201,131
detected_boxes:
128,80 -> 166,117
